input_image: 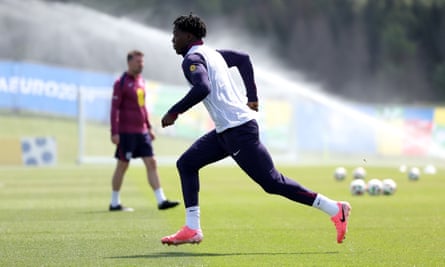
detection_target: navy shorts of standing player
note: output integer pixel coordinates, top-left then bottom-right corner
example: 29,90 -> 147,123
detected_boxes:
160,14 -> 351,245
109,50 -> 179,212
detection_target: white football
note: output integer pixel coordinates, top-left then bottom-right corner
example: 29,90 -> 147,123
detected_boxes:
408,167 -> 420,181
367,179 -> 383,196
399,165 -> 407,173
423,164 -> 436,175
334,167 -> 347,181
382,178 -> 397,195
353,167 -> 366,179
350,179 -> 366,196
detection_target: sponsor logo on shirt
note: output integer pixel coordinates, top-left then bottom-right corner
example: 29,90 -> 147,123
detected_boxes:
137,88 -> 145,106
189,64 -> 197,72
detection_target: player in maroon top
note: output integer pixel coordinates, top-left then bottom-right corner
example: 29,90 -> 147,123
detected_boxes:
109,50 -> 179,212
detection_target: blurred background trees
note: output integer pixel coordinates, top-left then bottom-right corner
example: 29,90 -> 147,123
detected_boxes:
51,0 -> 445,103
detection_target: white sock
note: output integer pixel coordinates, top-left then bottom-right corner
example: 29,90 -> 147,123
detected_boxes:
154,188 -> 167,204
312,194 -> 339,217
186,206 -> 201,230
111,191 -> 120,207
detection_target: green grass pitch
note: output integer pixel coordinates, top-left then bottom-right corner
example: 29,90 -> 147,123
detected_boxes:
1,164 -> 444,267
0,113 -> 444,266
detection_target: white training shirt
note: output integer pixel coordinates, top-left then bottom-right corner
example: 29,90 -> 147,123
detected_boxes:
186,45 -> 256,133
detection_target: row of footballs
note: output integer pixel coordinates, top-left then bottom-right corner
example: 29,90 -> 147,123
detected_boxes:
334,166 -> 420,181
349,178 -> 396,196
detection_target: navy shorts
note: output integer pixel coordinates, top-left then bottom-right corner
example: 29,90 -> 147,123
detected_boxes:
114,133 -> 154,162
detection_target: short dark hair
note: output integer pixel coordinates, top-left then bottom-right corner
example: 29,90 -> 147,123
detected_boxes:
127,50 -> 144,62
173,14 -> 207,39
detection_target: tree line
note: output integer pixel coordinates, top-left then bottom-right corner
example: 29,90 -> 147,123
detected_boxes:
67,0 -> 445,104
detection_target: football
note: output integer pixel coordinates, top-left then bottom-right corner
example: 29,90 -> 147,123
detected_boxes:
423,164 -> 436,175
350,179 -> 366,195
367,179 -> 383,196
382,178 -> 397,195
334,167 -> 347,181
353,167 -> 366,179
408,167 -> 420,181
399,165 -> 407,173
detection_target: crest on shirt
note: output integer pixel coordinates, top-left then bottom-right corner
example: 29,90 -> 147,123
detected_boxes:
189,64 -> 197,72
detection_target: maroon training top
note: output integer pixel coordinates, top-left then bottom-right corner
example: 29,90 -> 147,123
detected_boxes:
110,72 -> 151,135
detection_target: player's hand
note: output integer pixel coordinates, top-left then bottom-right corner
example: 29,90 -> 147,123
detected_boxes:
161,113 -> 178,128
247,101 -> 259,111
111,134 -> 119,145
148,128 -> 156,141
